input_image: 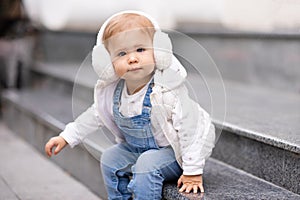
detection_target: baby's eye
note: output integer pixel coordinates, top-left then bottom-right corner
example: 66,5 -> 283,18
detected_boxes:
137,48 -> 145,52
118,51 -> 126,57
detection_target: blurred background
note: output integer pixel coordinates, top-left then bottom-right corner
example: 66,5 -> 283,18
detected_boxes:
21,0 -> 300,32
1,0 -> 300,92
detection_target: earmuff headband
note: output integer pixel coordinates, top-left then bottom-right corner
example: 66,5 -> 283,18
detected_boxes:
92,10 -> 173,83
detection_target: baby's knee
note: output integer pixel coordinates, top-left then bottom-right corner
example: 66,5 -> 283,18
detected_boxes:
134,150 -> 173,173
134,152 -> 161,173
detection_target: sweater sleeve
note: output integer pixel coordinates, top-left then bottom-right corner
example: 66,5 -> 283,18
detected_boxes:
172,85 -> 216,175
59,104 -> 103,148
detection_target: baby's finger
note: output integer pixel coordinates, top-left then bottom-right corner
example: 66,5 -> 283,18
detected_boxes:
185,184 -> 193,193
193,185 -> 198,194
199,183 -> 205,193
179,184 -> 187,193
54,145 -> 60,155
45,143 -> 53,157
177,176 -> 182,187
54,142 -> 64,155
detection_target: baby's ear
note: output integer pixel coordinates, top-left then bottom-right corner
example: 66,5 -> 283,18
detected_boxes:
92,44 -> 118,82
153,31 -> 173,71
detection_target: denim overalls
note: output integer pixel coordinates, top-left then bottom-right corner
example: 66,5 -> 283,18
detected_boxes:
113,79 -> 158,151
101,79 -> 182,200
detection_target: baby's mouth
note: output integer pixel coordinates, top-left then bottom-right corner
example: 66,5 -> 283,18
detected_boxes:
128,67 -> 142,72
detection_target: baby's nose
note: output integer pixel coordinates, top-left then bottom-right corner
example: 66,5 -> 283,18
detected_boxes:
128,54 -> 139,64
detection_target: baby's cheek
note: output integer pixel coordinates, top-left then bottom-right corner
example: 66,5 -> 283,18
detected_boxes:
114,65 -> 127,78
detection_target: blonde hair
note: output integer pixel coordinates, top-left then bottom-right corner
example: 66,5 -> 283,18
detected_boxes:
102,13 -> 155,46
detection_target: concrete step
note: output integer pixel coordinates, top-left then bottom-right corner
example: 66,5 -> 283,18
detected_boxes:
3,29 -> 300,196
0,121 -> 101,200
163,158 -> 300,200
1,90 -> 108,198
26,60 -> 300,194
171,31 -> 300,94
36,30 -> 95,63
2,89 -> 300,199
2,79 -> 300,197
29,61 -> 96,106
29,61 -> 300,152
36,30 -> 300,93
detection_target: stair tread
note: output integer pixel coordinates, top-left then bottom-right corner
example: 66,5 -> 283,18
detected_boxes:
2,89 -> 300,199
164,158 -> 300,200
0,122 -> 101,200
2,89 -> 75,131
29,62 -> 300,153
33,61 -> 97,89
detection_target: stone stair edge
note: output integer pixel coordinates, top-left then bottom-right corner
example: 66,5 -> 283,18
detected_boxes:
2,114 -> 299,199
218,121 -> 300,154
0,122 -> 102,200
3,83 -> 299,155
31,62 -> 94,89
2,89 -> 300,197
2,90 -> 65,132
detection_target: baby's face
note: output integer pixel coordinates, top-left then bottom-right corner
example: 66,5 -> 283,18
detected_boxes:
106,29 -> 155,82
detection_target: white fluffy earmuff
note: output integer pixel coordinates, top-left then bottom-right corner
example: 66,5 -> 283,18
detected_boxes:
92,10 -> 173,83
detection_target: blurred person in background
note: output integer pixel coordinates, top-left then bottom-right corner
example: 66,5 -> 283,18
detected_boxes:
0,0 -> 36,116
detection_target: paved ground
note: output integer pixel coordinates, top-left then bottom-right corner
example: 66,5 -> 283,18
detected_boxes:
0,121 -> 101,200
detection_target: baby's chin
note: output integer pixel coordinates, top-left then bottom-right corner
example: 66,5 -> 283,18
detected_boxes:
121,73 -> 153,82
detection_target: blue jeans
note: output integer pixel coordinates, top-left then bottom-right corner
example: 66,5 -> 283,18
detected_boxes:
101,143 -> 182,200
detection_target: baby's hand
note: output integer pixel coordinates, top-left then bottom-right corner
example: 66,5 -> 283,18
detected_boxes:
45,136 -> 67,157
177,174 -> 204,194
